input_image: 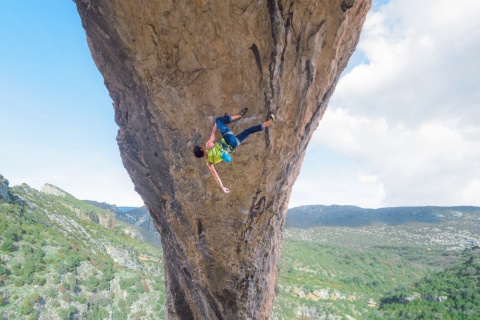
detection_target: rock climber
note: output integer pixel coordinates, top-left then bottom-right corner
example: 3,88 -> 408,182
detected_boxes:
193,108 -> 276,193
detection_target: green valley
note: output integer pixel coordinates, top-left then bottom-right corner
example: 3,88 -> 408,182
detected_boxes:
1,175 -> 479,319
271,205 -> 480,319
0,176 -> 166,319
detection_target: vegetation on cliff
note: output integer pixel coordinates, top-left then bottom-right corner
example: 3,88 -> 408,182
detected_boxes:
271,205 -> 480,319
379,252 -> 480,319
1,177 -> 478,319
0,182 -> 165,319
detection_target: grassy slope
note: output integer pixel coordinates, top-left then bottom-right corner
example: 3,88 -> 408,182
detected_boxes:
1,183 -> 478,319
0,184 -> 166,320
271,226 -> 470,320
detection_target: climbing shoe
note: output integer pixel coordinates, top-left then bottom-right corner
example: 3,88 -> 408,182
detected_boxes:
239,108 -> 248,118
270,113 -> 276,122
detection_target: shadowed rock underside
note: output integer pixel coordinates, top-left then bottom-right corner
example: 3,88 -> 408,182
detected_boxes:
74,0 -> 371,319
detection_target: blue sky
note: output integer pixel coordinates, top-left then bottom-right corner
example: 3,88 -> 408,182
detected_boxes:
1,1 -> 479,208
0,2 -> 139,205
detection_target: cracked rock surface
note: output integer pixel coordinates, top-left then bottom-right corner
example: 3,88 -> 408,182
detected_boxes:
75,0 -> 371,319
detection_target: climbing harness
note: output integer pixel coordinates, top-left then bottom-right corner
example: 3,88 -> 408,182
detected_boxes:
219,138 -> 234,163
220,138 -> 234,152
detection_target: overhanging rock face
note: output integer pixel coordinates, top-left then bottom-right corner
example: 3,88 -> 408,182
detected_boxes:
75,1 -> 371,319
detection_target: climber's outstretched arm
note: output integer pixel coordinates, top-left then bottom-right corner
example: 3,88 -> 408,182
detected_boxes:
206,123 -> 217,149
207,162 -> 230,193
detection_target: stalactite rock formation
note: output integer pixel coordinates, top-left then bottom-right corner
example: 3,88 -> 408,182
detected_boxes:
75,0 -> 371,319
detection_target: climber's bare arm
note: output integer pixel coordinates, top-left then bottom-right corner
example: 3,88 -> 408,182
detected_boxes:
207,162 -> 230,193
205,123 -> 217,149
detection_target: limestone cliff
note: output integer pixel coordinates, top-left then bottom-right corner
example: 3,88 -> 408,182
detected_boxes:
0,174 -> 13,203
74,0 -> 370,319
41,183 -> 68,197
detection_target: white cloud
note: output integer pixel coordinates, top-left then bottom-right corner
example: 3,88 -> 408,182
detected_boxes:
291,0 -> 480,208
289,162 -> 387,209
463,179 -> 480,204
334,0 -> 480,127
309,107 -> 480,207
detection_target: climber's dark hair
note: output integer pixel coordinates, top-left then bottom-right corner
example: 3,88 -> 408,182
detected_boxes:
193,146 -> 205,158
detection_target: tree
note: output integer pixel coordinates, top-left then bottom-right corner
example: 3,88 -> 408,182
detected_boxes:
0,238 -> 14,252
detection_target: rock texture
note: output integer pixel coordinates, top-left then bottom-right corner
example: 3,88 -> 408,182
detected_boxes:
74,0 -> 370,319
41,183 -> 116,228
41,183 -> 67,197
0,174 -> 13,203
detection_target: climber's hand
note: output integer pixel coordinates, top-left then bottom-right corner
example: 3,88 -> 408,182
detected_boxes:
223,187 -> 230,193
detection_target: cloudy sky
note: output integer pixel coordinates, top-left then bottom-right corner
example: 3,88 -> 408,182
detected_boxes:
289,0 -> 480,208
1,0 -> 479,208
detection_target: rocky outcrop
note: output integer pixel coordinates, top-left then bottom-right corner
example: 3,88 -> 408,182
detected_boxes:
122,226 -> 145,242
66,205 -> 117,229
0,174 -> 13,203
104,244 -> 141,270
74,1 -> 370,319
41,184 -> 116,228
41,183 -> 67,197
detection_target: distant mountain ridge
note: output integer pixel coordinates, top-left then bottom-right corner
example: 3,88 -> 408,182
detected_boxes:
84,201 -> 480,231
286,205 -> 480,228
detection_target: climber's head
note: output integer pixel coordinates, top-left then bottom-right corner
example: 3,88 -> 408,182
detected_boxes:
193,145 -> 205,158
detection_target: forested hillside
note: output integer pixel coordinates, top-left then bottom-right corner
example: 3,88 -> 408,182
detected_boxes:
271,205 -> 480,319
379,252 -> 480,319
0,176 -> 166,319
1,175 -> 479,319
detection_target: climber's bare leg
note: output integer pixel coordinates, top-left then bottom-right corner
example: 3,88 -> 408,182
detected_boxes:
262,114 -> 276,128
262,119 -> 273,128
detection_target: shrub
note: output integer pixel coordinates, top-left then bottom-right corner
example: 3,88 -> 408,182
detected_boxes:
102,268 -> 115,282
98,307 -> 109,318
58,308 -> 71,320
14,278 -> 25,287
19,302 -> 34,315
98,278 -> 111,291
55,262 -> 68,275
142,281 -> 150,293
62,292 -> 70,302
0,274 -> 7,285
150,276 -> 164,291
69,306 -> 77,314
136,281 -> 145,294
64,255 -> 82,271
52,274 -> 61,284
31,293 -> 40,303
99,297 -> 109,307
18,293 -> 40,315
0,265 -> 10,276
120,276 -> 140,290
46,288 -> 56,298
0,238 -> 15,252
86,274 -> 100,292
34,276 -> 47,286
3,226 -> 20,241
